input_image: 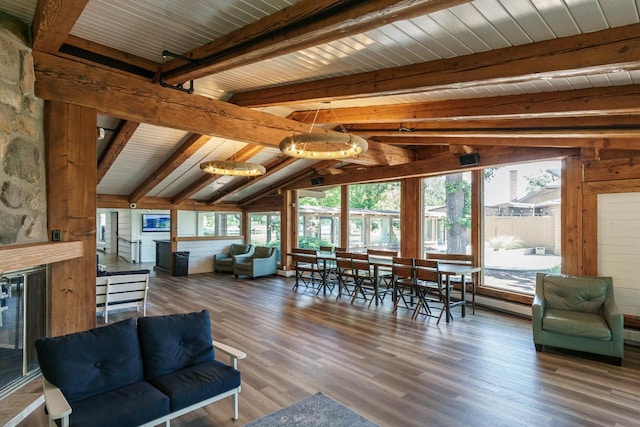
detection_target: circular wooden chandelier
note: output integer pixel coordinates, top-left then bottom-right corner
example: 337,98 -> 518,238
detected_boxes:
200,161 -> 266,176
279,132 -> 368,160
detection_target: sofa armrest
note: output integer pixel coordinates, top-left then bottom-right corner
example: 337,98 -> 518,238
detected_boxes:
214,253 -> 231,261
531,294 -> 546,342
42,377 -> 72,427
213,341 -> 247,370
604,300 -> 624,336
233,254 -> 252,263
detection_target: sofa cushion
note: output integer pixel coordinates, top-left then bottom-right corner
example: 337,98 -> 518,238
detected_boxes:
230,243 -> 251,256
35,318 -> 144,403
253,246 -> 273,258
543,308 -> 612,340
66,381 -> 170,427
148,360 -> 241,411
543,275 -> 607,314
137,310 -> 215,380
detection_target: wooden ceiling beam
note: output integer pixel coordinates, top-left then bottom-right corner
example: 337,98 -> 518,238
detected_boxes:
344,115 -> 640,132
32,0 -> 88,53
231,22 -> 640,107
97,194 -> 240,211
97,121 -> 140,184
33,51 -> 412,167
128,134 -> 212,203
285,147 -> 579,189
160,0 -> 469,84
371,136 -> 613,148
60,35 -> 159,80
171,144 -> 264,204
290,84 -> 640,124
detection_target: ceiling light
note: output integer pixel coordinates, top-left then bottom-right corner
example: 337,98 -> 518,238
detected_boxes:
279,108 -> 368,160
200,161 -> 266,177
279,132 -> 368,160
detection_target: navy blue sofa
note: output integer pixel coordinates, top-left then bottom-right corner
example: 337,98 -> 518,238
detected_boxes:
35,310 -> 246,427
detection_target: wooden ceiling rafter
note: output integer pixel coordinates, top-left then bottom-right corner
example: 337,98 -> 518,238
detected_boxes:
370,135 -> 639,150
285,147 -> 580,190
288,83 -> 640,125
160,0 -> 470,85
60,34 -> 159,80
97,121 -> 140,184
128,134 -> 212,203
32,0 -> 88,54
230,22 -> 640,107
345,115 -> 640,132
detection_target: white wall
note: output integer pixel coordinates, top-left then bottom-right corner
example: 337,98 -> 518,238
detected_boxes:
177,238 -> 244,274
96,209 -> 245,272
598,193 -> 640,317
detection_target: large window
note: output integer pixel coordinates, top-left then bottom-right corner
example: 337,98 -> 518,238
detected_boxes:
482,161 -> 562,294
249,212 -> 281,259
298,187 -> 341,249
422,172 -> 472,255
198,212 -> 241,237
348,182 -> 400,252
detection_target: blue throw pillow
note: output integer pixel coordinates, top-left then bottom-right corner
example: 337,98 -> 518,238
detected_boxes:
137,310 -> 215,380
35,318 -> 144,403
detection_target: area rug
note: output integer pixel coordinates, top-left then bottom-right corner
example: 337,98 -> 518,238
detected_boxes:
244,392 -> 378,427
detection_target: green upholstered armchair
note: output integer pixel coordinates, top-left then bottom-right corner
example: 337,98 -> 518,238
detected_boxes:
233,246 -> 278,279
213,244 -> 254,273
532,272 -> 624,365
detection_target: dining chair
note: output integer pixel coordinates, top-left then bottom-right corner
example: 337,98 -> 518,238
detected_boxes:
291,251 -> 321,291
366,249 -> 395,291
350,253 -> 378,306
414,258 -> 443,321
391,257 -> 416,313
426,253 -> 477,314
335,251 -> 356,300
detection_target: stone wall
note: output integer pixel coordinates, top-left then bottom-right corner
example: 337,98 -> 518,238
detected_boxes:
0,12 -> 46,244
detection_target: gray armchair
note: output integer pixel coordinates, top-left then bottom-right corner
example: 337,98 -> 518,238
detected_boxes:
233,246 -> 277,279
213,244 -> 254,273
532,272 -> 624,365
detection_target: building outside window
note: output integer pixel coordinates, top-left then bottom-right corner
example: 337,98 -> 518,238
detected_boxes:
198,212 -> 242,237
298,188 -> 341,249
482,161 -> 562,294
422,172 -> 472,255
249,212 -> 281,260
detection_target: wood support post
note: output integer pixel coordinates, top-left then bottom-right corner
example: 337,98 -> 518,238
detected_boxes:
45,101 -> 97,335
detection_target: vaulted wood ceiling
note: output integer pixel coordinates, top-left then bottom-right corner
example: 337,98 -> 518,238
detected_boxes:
4,0 -> 640,209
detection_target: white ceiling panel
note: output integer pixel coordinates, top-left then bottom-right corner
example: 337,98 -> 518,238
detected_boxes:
98,124 -> 189,195
3,0 -> 640,204
1,0 -> 36,24
70,0 -> 298,62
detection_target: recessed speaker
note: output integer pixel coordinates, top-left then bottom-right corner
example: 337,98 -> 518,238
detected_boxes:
459,152 -> 480,167
310,176 -> 324,186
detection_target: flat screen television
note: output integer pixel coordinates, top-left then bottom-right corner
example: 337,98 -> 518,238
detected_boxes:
141,213 -> 171,232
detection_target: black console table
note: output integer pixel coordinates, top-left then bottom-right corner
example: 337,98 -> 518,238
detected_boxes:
154,240 -> 171,273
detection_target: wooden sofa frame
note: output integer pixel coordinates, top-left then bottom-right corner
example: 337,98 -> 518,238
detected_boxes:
42,341 -> 245,427
96,271 -> 149,323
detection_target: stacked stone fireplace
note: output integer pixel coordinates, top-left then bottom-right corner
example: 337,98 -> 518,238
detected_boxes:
0,12 -> 49,399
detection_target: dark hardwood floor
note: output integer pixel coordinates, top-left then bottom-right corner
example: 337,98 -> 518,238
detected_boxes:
20,265 -> 640,427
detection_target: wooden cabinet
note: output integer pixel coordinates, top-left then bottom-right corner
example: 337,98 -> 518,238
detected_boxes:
155,240 -> 171,272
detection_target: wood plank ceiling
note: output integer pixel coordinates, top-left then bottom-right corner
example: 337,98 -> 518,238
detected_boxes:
3,0 -> 640,209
